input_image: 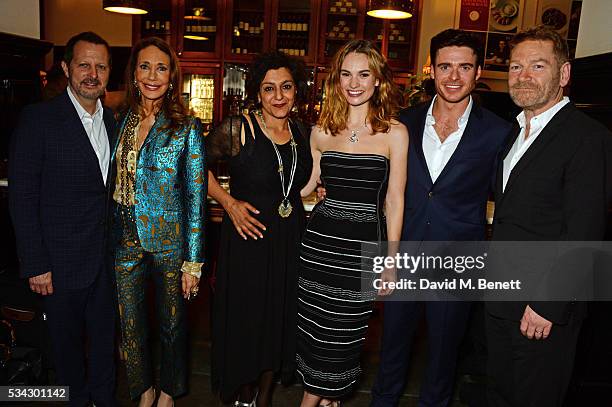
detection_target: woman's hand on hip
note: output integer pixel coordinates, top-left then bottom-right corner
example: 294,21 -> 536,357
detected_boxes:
225,197 -> 266,240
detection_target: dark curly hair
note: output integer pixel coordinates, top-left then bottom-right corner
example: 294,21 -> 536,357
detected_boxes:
125,37 -> 188,130
245,51 -> 307,109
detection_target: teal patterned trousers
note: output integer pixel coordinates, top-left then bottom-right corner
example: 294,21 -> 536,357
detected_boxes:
114,205 -> 187,399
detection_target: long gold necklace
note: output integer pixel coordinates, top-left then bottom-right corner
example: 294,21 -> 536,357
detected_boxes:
256,110 -> 297,218
120,110 -> 140,209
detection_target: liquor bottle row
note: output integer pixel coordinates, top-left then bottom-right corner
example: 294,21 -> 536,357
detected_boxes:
190,98 -> 214,123
329,0 -> 357,14
388,23 -> 408,43
186,25 -> 217,33
277,17 -> 309,32
327,20 -> 355,40
144,20 -> 171,33
224,88 -> 244,97
190,77 -> 215,99
223,65 -> 246,97
279,47 -> 306,56
234,21 -> 265,36
231,47 -> 253,54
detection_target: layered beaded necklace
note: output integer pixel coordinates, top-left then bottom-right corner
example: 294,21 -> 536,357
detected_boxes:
256,110 -> 297,218
119,110 -> 140,209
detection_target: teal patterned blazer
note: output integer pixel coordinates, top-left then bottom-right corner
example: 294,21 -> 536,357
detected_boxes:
112,110 -> 207,264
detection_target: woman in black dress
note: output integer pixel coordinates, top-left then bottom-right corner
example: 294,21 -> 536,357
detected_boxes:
296,39 -> 409,407
207,52 -> 312,407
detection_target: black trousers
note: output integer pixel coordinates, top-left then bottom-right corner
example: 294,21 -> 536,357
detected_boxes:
485,311 -> 582,407
43,269 -> 117,407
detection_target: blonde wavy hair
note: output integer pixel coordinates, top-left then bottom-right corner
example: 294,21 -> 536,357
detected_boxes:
318,40 -> 402,136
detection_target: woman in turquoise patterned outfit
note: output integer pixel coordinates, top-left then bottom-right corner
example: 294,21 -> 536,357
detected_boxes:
110,37 -> 206,407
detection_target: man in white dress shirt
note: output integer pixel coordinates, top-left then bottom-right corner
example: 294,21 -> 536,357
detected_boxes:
9,32 -> 117,406
486,26 -> 611,407
372,29 -> 512,407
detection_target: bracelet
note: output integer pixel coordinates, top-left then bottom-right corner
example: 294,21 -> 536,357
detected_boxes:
181,261 -> 202,279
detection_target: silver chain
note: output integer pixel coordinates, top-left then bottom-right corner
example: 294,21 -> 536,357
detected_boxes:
348,121 -> 369,143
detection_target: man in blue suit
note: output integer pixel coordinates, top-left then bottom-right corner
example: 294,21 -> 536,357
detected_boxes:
371,29 -> 512,407
9,32 -> 117,406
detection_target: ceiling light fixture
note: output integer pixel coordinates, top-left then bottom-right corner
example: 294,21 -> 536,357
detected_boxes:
184,7 -> 211,21
184,35 -> 209,41
367,0 -> 414,19
103,0 -> 151,15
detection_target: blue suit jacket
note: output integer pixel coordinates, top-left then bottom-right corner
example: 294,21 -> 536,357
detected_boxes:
401,99 -> 511,241
111,110 -> 207,263
9,90 -> 117,289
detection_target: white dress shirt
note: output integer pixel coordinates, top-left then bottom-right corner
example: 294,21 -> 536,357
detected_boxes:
423,95 -> 473,183
67,86 -> 110,185
502,97 -> 570,192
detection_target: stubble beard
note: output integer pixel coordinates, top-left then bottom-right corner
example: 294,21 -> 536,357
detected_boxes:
69,74 -> 105,101
510,72 -> 560,112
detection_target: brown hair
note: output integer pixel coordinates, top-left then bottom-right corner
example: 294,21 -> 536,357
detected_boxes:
510,25 -> 570,65
318,39 -> 402,136
64,31 -> 111,67
430,29 -> 484,68
125,37 -> 188,129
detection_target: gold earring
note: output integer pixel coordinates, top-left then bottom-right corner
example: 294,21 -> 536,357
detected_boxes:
133,79 -> 140,97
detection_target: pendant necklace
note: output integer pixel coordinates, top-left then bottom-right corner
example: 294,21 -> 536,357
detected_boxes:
256,110 -> 297,218
348,120 -> 369,143
120,110 -> 140,208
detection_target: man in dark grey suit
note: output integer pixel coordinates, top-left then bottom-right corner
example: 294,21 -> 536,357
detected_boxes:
486,26 -> 611,407
9,32 -> 117,406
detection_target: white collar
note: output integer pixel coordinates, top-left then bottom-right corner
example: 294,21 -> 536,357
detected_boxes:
426,94 -> 473,126
66,86 -> 103,120
516,97 -> 570,129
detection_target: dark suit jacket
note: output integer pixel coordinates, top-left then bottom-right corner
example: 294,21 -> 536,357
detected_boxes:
9,90 -> 117,290
400,99 -> 511,241
487,102 -> 610,323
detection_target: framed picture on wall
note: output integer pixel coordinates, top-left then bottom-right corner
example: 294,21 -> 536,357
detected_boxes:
454,0 -> 526,78
536,0 -> 582,59
536,0 -> 571,36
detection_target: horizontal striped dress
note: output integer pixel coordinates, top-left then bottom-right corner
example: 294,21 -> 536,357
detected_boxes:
296,151 -> 389,398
